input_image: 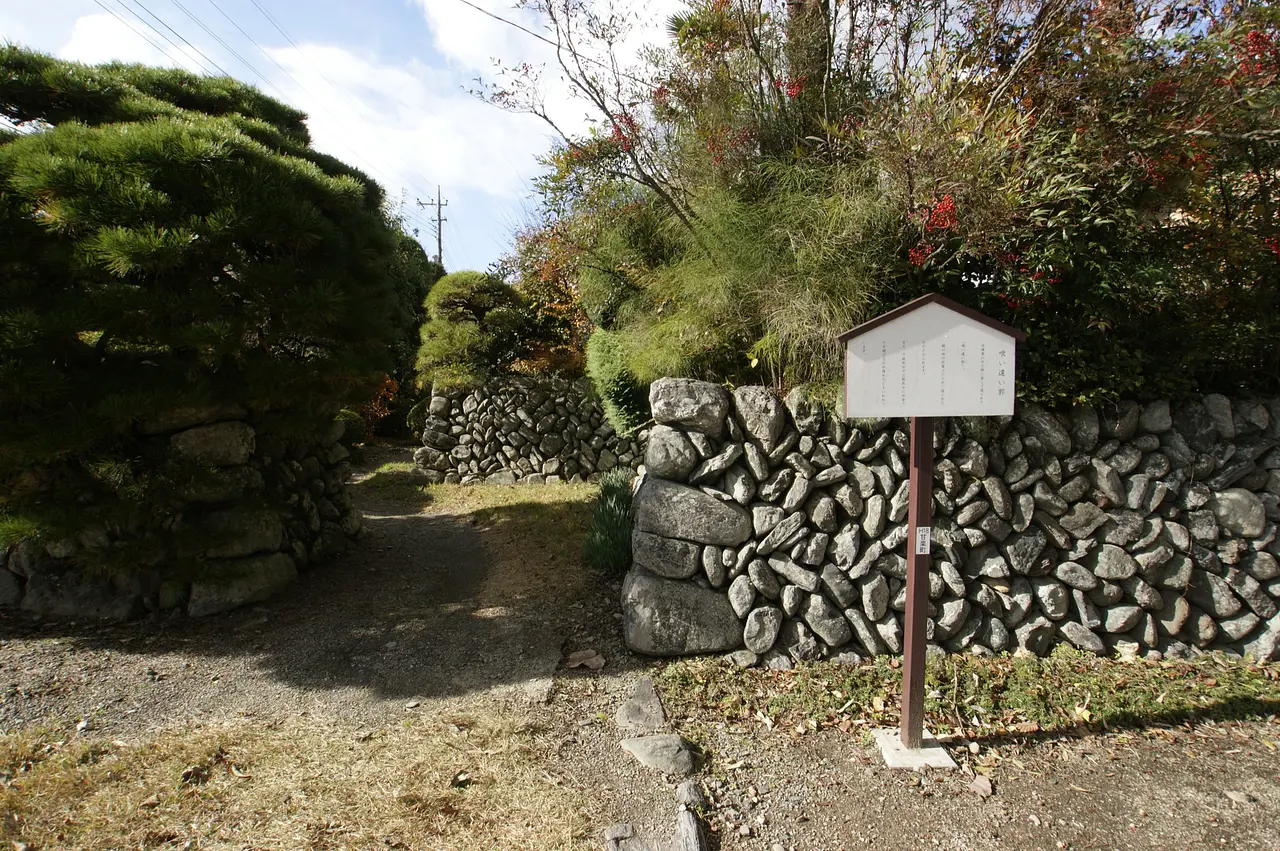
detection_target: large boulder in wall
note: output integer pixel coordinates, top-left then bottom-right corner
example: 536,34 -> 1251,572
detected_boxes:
621,571 -> 743,656
188,553 -> 298,617
649,378 -> 731,438
633,476 -> 752,546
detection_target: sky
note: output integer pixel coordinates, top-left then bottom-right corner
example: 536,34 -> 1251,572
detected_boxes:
0,0 -> 681,271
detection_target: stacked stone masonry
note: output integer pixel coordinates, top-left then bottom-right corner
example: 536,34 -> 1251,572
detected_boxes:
622,379 -> 1280,664
414,375 -> 645,485
0,407 -> 361,621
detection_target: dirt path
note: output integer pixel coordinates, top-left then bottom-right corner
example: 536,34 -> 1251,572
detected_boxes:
0,444 -> 572,735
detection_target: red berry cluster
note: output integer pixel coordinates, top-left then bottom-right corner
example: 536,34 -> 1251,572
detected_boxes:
995,293 -> 1037,310
1147,79 -> 1180,100
924,195 -> 957,231
1266,236 -> 1280,259
772,75 -> 809,98
1239,29 -> 1280,75
908,244 -> 934,267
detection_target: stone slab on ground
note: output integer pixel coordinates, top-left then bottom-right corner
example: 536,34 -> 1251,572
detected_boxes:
620,733 -> 700,776
872,727 -> 960,771
616,677 -> 668,735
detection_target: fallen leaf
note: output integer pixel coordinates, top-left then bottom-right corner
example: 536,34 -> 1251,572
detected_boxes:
230,764 -> 252,779
1224,791 -> 1252,805
565,649 -> 598,666
969,775 -> 994,799
450,771 -> 473,789
1069,784 -> 1094,794
180,765 -> 207,786
405,700 -> 420,709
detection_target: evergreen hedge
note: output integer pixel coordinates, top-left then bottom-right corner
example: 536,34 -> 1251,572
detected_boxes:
0,48 -> 404,553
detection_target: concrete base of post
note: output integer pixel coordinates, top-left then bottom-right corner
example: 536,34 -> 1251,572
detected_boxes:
872,727 -> 958,771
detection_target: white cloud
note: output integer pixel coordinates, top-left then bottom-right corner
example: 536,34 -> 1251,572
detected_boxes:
262,43 -> 556,201
59,12 -> 192,69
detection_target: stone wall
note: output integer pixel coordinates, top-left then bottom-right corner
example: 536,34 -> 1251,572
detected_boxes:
622,379 -> 1280,665
413,375 -> 645,484
0,407 -> 360,621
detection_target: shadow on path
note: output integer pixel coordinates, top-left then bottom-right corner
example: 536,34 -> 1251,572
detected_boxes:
0,448 -> 626,732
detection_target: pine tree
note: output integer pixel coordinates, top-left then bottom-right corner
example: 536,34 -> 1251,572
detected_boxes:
0,46 -> 404,551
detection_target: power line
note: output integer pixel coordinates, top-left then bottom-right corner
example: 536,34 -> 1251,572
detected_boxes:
168,0 -> 273,88
243,0 -> 442,217
418,186 -> 449,265
124,0 -> 232,77
201,0 -> 329,94
198,0 -> 422,204
91,0 -> 175,62
192,0 -> 437,238
113,0 -> 441,246
99,0 -> 219,75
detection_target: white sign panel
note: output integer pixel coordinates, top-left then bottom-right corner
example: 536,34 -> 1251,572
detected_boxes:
915,526 -> 932,555
844,300 -> 1017,417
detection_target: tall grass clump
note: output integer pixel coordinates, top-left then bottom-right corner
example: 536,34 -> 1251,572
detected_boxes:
583,468 -> 634,573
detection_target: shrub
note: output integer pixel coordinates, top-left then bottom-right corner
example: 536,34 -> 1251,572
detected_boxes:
376,234 -> 444,437
405,398 -> 430,438
415,271 -> 540,389
585,330 -> 651,435
502,1 -> 1280,405
583,467 -> 635,574
335,410 -> 366,447
0,48 -> 403,559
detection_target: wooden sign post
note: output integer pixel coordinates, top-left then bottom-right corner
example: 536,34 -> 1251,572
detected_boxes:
838,294 -> 1025,760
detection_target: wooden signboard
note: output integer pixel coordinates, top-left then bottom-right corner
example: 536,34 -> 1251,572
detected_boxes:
839,293 -> 1026,753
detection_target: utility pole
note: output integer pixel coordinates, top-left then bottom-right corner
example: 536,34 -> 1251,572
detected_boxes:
415,186 -> 448,266
431,186 -> 448,266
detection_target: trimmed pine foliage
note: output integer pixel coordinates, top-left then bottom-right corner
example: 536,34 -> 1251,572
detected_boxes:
0,47 -> 404,554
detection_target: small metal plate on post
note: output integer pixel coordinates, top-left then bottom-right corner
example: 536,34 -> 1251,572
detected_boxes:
914,526 -> 931,555
872,727 -> 958,771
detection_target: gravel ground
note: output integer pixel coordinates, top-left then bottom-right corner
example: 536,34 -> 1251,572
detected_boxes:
3,444 -> 1278,850
0,444 -> 566,735
551,666 -> 1280,850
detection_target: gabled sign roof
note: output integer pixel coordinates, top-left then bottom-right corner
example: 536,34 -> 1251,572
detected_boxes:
837,293 -> 1028,344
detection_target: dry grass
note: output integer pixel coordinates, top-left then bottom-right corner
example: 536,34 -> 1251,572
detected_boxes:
1,702 -> 590,850
426,483 -> 599,605
657,648 -> 1280,744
